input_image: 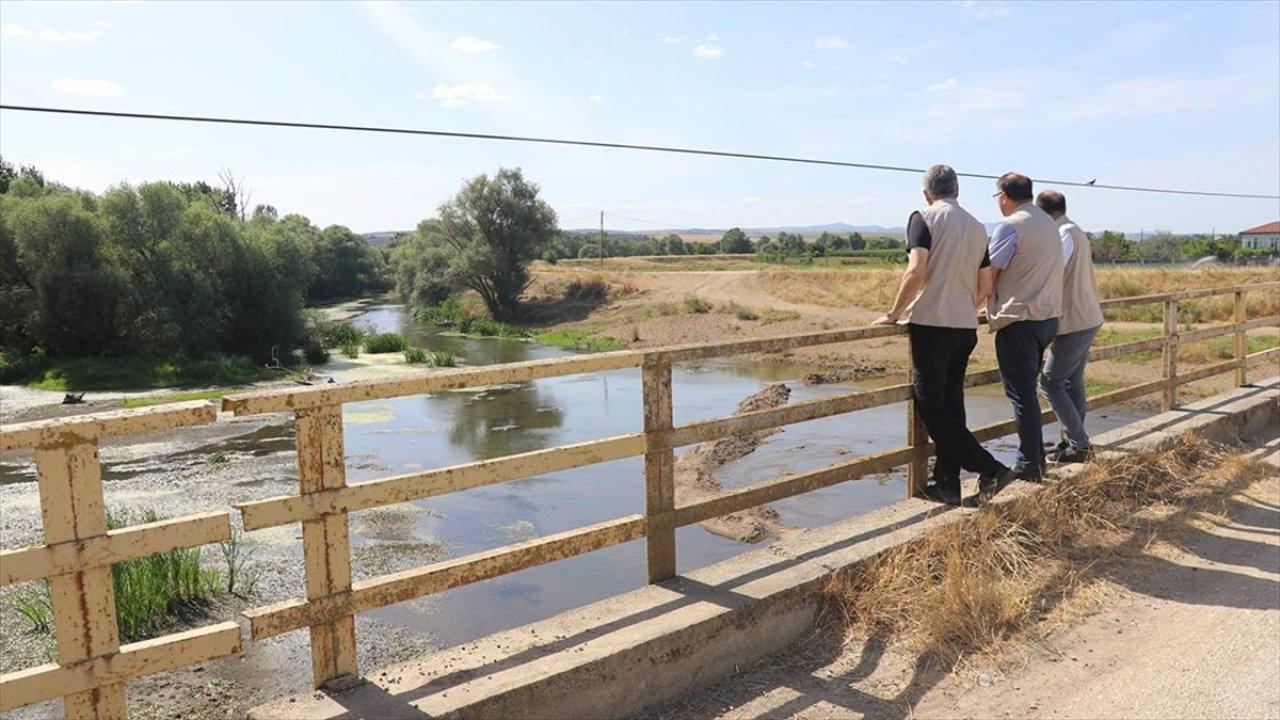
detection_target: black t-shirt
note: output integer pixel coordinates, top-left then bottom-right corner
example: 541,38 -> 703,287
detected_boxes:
906,211 -> 990,266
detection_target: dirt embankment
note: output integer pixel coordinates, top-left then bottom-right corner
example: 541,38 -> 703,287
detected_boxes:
675,383 -> 795,543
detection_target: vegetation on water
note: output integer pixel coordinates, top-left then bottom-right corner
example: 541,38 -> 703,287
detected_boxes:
120,388 -> 240,409
363,332 -> 409,354
403,346 -> 458,366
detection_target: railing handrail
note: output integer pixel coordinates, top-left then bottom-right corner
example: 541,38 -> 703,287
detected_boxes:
1,279 -> 1277,717
221,280 -> 1280,416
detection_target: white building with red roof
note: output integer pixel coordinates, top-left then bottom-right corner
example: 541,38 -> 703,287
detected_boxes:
1240,221 -> 1279,251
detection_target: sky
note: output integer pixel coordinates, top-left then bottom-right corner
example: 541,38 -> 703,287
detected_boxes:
1,0 -> 1278,235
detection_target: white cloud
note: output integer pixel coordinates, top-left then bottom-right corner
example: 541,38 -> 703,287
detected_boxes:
51,77 -> 123,97
693,36 -> 725,59
449,36 -> 499,53
658,34 -> 688,44
1046,75 -> 1272,121
431,82 -> 507,108
587,94 -> 604,106
926,77 -> 957,92
811,36 -> 850,51
801,60 -> 817,69
1,21 -> 109,44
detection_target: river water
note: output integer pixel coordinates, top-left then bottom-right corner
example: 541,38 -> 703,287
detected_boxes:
0,304 -> 1149,650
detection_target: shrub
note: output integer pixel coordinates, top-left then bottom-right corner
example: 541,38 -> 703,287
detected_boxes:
430,350 -> 457,367
340,341 -> 360,359
564,276 -> 609,301
363,333 -> 408,353
319,320 -> 364,348
683,295 -> 712,314
404,346 -> 429,363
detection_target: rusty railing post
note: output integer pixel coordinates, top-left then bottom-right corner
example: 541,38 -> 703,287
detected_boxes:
295,403 -> 358,688
642,353 -> 676,582
905,333 -> 928,497
1234,289 -> 1247,387
34,437 -> 127,719
1162,299 -> 1179,411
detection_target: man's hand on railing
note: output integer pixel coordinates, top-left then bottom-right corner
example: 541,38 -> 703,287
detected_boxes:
872,312 -> 900,326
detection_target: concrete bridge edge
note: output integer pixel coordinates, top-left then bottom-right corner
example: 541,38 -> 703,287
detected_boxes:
251,376 -> 1279,720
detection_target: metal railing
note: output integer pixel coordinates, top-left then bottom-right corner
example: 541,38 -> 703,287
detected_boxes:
0,281 -> 1276,715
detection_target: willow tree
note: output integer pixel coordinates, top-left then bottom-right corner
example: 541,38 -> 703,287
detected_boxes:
431,168 -> 558,319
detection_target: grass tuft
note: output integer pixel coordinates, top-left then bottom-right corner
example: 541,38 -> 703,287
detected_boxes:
363,333 -> 409,354
825,435 -> 1263,666
107,509 -> 222,642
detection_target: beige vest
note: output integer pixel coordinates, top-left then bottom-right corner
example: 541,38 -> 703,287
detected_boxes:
987,202 -> 1064,331
905,198 -> 989,329
1058,216 -> 1104,334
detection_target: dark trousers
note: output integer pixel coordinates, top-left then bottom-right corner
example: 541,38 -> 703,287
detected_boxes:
908,323 -> 1005,489
994,318 -> 1060,474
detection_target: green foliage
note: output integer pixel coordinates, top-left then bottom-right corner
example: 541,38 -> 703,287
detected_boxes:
15,588 -> 52,633
107,509 -> 221,641
719,227 -> 753,254
403,345 -> 429,363
431,350 -> 457,367
684,295 -> 713,313
217,527 -> 260,598
413,297 -> 468,325
866,236 -> 903,250
456,314 -> 529,339
340,341 -> 361,359
533,331 -> 623,352
20,356 -> 268,391
363,332 -> 408,353
0,163 -> 391,370
1092,231 -> 1135,263
394,168 -> 557,319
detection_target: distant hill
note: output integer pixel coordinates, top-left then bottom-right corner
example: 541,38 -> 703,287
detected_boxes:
362,231 -> 407,246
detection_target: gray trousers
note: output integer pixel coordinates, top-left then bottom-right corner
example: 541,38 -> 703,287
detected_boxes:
1039,324 -> 1100,449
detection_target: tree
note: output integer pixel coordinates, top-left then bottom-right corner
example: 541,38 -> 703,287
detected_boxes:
867,236 -> 902,250
720,227 -> 752,254
848,232 -> 866,250
1092,231 -> 1133,263
1136,231 -> 1182,264
430,168 -> 557,319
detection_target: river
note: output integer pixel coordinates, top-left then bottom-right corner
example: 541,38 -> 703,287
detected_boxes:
0,304 -> 1149,650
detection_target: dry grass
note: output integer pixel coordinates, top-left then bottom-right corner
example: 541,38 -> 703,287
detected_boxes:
825,435 -> 1272,668
1097,267 -> 1280,322
760,266 -> 1277,323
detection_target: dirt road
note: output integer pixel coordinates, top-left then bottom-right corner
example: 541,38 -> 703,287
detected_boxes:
644,442 -> 1280,720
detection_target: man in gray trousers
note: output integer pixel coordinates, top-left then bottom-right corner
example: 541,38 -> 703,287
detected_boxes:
1036,190 -> 1103,462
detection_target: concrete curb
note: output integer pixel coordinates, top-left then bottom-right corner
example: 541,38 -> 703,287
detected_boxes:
251,378 -> 1279,720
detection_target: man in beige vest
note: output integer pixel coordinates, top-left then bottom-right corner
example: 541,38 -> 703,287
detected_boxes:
874,164 -> 1013,505
1036,190 -> 1103,463
983,172 -> 1064,492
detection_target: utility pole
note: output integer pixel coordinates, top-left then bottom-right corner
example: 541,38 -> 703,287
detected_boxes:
599,210 -> 605,269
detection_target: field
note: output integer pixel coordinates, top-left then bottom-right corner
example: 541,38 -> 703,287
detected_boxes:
524,260 -> 1280,406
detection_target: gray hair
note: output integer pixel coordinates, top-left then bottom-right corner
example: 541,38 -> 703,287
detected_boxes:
923,164 -> 959,199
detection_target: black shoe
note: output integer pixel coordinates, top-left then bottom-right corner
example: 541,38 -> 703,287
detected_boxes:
1011,463 -> 1045,483
972,467 -> 1016,506
1052,446 -> 1094,464
921,483 -> 962,506
1044,440 -> 1070,461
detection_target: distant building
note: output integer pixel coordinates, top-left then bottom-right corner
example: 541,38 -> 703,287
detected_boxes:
1240,221 -> 1280,251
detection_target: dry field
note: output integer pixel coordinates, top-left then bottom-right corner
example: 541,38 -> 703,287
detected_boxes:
524,263 -> 1279,407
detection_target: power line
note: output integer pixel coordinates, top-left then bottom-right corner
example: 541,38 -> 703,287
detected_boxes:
1,103 -> 1277,200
